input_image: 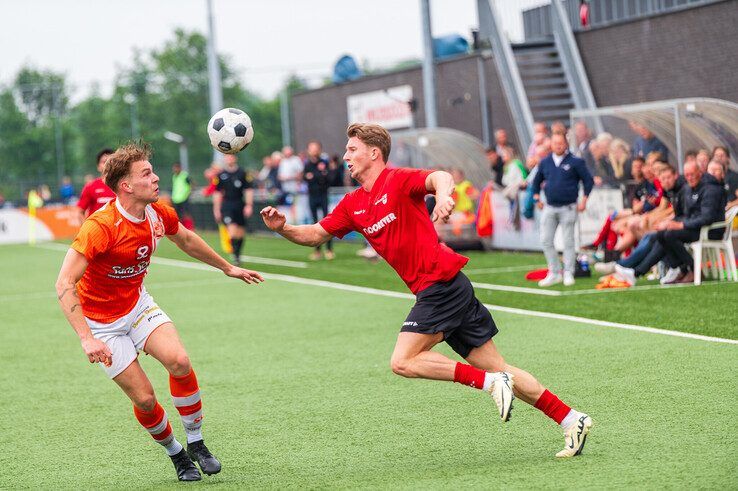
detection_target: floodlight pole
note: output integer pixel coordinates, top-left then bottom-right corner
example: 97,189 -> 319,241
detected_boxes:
164,131 -> 190,173
123,93 -> 140,140
206,0 -> 224,164
420,0 -> 438,129
280,88 -> 291,148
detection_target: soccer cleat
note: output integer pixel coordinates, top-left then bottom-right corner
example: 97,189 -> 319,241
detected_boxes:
538,273 -> 562,287
486,372 -> 515,422
556,413 -> 593,458
187,440 -> 222,476
170,448 -> 202,481
660,267 -> 682,285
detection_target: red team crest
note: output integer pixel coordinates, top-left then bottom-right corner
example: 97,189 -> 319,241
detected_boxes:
153,220 -> 165,239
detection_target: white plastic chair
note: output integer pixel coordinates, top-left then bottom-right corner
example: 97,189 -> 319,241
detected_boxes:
691,206 -> 738,285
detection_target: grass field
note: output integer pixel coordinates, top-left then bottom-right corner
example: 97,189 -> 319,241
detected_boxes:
1,236 -> 736,488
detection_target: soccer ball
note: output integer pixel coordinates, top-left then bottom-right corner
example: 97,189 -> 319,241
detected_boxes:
207,108 -> 254,154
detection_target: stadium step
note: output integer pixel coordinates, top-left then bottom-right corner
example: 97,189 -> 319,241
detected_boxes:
512,40 -> 576,126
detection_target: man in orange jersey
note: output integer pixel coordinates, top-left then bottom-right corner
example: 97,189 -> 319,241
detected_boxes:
55,142 -> 264,482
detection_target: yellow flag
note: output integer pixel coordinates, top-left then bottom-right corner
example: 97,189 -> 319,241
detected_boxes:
218,224 -> 233,253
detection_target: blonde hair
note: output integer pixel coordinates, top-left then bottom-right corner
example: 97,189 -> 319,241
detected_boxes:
104,141 -> 152,192
609,138 -> 631,179
347,123 -> 391,162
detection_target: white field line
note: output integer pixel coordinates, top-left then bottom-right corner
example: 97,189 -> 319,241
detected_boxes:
471,282 -> 563,296
31,245 -> 738,345
238,255 -> 307,268
464,264 -> 546,275
149,256 -> 738,345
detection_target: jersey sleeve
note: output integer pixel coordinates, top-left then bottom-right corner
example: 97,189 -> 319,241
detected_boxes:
394,168 -> 433,199
153,202 -> 180,235
319,196 -> 354,239
71,218 -> 111,261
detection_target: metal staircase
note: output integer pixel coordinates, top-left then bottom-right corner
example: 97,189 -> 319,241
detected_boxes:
513,40 -> 575,126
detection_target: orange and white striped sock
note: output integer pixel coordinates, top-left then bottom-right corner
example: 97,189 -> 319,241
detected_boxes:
133,402 -> 183,456
170,369 -> 203,444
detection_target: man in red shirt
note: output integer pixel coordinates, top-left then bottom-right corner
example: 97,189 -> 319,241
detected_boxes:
261,123 -> 592,458
76,148 -> 117,221
56,142 -> 264,481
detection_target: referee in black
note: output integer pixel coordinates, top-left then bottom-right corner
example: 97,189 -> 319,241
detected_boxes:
213,154 -> 254,265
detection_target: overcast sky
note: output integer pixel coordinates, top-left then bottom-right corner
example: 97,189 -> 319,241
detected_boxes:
1,0 -> 545,100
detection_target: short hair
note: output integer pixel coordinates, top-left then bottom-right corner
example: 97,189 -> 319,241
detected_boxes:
96,148 -> 114,163
347,123 -> 391,162
632,156 -> 645,164
712,145 -> 730,158
684,149 -> 698,159
658,163 -> 677,174
104,141 -> 152,192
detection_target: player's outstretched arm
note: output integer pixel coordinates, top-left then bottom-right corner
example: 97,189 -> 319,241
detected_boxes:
260,206 -> 333,247
425,171 -> 456,223
167,225 -> 264,284
55,248 -> 113,367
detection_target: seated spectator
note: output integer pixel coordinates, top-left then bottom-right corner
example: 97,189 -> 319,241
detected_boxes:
608,138 -> 632,184
614,162 -> 726,285
588,135 -> 617,187
572,121 -> 592,160
630,122 -> 669,160
696,149 -> 711,173
684,149 -> 698,167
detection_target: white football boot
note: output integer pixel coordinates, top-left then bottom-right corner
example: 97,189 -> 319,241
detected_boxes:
486,372 -> 515,422
556,413 -> 593,458
538,273 -> 562,287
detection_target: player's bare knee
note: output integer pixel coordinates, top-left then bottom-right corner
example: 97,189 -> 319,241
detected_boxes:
168,353 -> 191,376
390,357 -> 415,378
134,392 -> 157,412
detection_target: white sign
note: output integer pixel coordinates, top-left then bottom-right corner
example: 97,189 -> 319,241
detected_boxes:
347,85 -> 413,130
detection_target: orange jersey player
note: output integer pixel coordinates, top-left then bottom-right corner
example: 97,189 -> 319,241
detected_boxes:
55,142 -> 264,482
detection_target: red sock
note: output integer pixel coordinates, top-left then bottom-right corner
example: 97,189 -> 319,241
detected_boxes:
453,362 -> 486,390
534,389 -> 571,424
133,402 -> 174,444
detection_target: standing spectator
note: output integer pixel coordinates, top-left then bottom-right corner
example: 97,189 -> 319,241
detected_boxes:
494,128 -> 512,156
213,154 -> 254,265
327,154 -> 345,187
608,138 -> 632,184
712,146 -> 738,207
278,146 -> 303,223
171,162 -> 194,230
631,123 -> 669,160
303,141 -> 334,260
572,121 -> 592,160
486,147 -> 504,187
550,120 -> 567,136
77,148 -> 115,222
532,133 -> 594,287
59,176 -> 75,204
258,154 -> 282,201
527,122 -> 548,158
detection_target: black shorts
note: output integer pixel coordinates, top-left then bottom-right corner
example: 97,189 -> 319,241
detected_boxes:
173,200 -> 190,217
221,203 -> 245,226
402,272 -> 497,358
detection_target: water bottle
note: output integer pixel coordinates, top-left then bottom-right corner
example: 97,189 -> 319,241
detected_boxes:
578,254 -> 590,273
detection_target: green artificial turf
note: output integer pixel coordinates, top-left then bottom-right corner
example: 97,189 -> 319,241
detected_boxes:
0,243 -> 736,488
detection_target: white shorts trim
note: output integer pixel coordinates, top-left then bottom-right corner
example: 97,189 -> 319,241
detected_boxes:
85,288 -> 172,378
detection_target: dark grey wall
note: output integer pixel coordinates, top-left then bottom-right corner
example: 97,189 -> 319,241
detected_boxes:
576,0 -> 738,106
291,54 -> 519,156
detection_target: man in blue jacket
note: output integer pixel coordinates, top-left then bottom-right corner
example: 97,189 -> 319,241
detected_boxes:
615,161 -> 726,285
532,133 -> 594,287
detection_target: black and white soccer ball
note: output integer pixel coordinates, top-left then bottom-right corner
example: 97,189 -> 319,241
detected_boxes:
207,108 -> 254,154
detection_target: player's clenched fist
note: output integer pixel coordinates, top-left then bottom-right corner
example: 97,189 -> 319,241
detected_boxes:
81,336 -> 113,367
260,206 -> 286,232
432,195 -> 455,223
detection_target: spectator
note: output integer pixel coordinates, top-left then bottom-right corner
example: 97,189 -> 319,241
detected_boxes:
258,154 -> 282,200
684,149 -> 698,166
579,0 -> 590,28
327,154 -> 345,187
532,133 -> 594,287
527,122 -> 548,158
712,146 -> 738,207
588,135 -> 616,187
0,192 -> 6,208
609,138 -> 632,184
171,162 -> 194,230
303,141 -> 334,260
59,176 -> 75,204
486,147 -> 504,187
630,123 -> 669,160
278,146 -> 303,222
696,149 -> 711,173
494,128 -> 514,156
615,161 -> 726,285
572,121 -> 592,160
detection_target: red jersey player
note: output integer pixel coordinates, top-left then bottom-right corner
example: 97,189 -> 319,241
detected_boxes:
261,123 -> 592,458
56,142 -> 263,481
76,148 -> 117,221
